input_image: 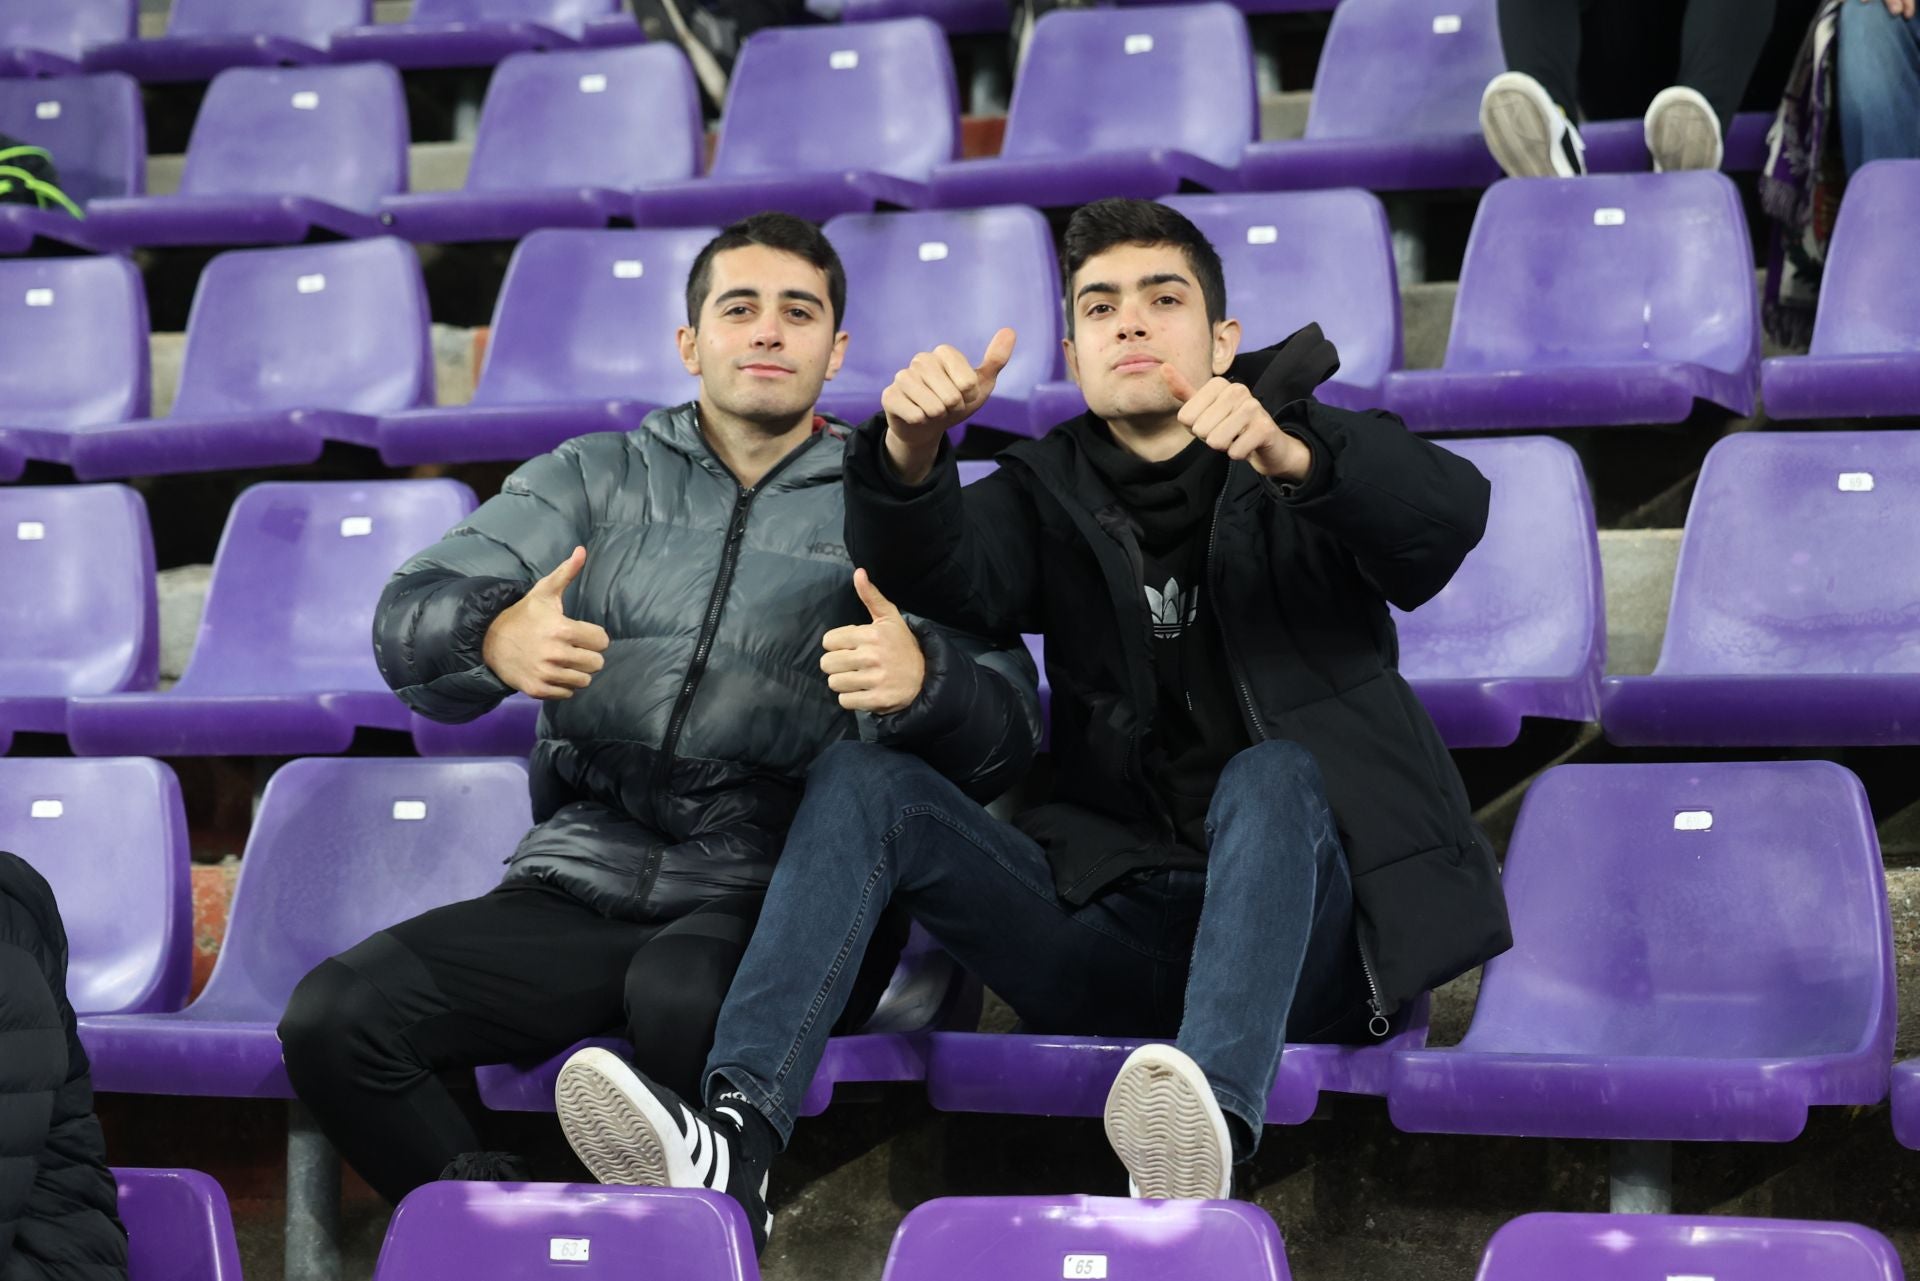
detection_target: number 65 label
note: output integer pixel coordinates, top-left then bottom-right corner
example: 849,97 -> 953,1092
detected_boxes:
1063,1255 -> 1108,1279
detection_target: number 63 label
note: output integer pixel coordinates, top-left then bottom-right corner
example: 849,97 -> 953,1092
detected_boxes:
1063,1255 -> 1108,1279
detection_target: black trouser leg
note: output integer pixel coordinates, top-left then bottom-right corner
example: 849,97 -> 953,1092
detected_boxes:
1677,0 -> 1778,128
1498,0 -> 1588,116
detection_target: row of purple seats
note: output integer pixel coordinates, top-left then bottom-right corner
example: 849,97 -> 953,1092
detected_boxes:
841,0 -> 1341,35
366,1185 -> 1907,1281
1,0 -> 640,81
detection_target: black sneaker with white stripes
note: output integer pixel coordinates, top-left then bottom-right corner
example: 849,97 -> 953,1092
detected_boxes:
555,1047 -> 772,1251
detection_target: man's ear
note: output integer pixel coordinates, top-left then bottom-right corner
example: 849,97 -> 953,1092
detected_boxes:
676,324 -> 700,376
825,329 -> 850,382
1062,335 -> 1081,388
1211,317 -> 1243,377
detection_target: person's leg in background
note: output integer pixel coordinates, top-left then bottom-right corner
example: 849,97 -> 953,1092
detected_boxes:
1103,741 -> 1368,1200
1485,0 -> 1593,175
279,883 -> 658,1203
1839,0 -> 1920,174
1635,0 -> 1779,170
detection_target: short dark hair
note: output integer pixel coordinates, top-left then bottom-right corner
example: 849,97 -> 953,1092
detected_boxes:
684,211 -> 847,330
1061,198 -> 1226,338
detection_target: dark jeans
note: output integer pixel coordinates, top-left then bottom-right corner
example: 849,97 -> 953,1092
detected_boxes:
1499,0 -> 1779,132
705,739 -> 1369,1154
1839,0 -> 1920,175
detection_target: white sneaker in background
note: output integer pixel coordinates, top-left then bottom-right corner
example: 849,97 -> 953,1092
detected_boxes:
1644,85 -> 1724,173
1480,70 -> 1588,178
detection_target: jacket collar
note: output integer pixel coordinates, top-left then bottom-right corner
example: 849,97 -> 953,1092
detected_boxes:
641,401 -> 852,491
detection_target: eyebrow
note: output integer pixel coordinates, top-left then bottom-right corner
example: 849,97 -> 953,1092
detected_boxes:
1074,272 -> 1193,302
712,287 -> 825,310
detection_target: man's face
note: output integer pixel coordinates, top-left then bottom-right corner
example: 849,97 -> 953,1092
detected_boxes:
1062,242 -> 1238,425
678,244 -> 848,427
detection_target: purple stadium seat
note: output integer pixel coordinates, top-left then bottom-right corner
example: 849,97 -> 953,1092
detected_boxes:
819,206 -> 1060,436
373,1184 -> 759,1281
377,45 -> 701,244
1601,432 -> 1920,746
1894,1060 -> 1920,1150
378,226 -> 710,466
0,0 -> 134,78
1240,0 -> 1504,193
1396,437 -> 1603,748
628,20 -> 957,226
0,257 -> 151,473
0,73 -> 143,254
925,996 -> 1427,1124
0,434 -> 19,482
882,1198 -> 1291,1281
18,239 -> 431,479
327,0 -> 634,72
927,4 -> 1253,210
475,925 -> 982,1115
0,486 -> 157,751
79,63 -> 406,251
1,760 -> 189,1016
1022,188 -> 1404,429
1382,173 -> 1758,431
116,1168 -> 245,1281
840,0 -> 1008,35
85,0 -> 368,84
1475,1213 -> 1905,1281
81,758 -> 530,1097
1389,761 -> 1893,1142
1762,161 -> 1920,421
65,480 -> 473,758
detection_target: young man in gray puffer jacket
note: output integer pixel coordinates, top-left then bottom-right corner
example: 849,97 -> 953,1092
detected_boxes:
277,213 -> 1040,1206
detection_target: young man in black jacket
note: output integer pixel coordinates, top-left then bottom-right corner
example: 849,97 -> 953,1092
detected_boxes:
556,199 -> 1511,1227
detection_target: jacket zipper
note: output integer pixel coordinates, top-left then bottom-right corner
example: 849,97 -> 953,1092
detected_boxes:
653,438 -> 816,791
1206,477 -> 1391,1038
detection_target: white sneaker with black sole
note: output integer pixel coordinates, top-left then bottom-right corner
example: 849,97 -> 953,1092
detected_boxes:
555,1047 -> 772,1251
1480,70 -> 1587,178
1644,85 -> 1723,173
1103,1043 -> 1233,1200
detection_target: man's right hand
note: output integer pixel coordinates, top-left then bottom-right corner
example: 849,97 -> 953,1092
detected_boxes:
881,328 -> 1016,484
482,546 -> 611,700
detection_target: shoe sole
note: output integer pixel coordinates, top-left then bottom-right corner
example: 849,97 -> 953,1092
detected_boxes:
1481,81 -> 1559,178
1646,93 -> 1721,172
555,1048 -> 686,1188
1103,1045 -> 1231,1200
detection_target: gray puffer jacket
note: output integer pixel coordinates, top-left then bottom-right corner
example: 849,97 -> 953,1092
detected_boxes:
373,406 -> 1040,923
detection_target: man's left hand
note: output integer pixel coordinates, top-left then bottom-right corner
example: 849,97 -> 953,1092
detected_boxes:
820,569 -> 927,714
1161,364 -> 1312,482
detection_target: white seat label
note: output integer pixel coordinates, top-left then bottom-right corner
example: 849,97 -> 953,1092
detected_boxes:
578,73 -> 608,93
917,241 -> 949,262
1246,224 -> 1278,245
1432,14 -> 1461,33
1674,810 -> 1713,832
340,516 -> 373,537
549,1238 -> 590,1262
16,521 -> 45,541
297,274 -> 326,294
1667,1275 -> 1716,1281
1594,208 -> 1626,226
1123,33 -> 1154,54
30,800 -> 63,819
1838,471 -> 1874,492
829,49 -> 859,69
35,101 -> 61,120
291,91 -> 320,110
613,259 -> 643,279
392,800 -> 428,821
1063,1256 -> 1108,1280
25,288 -> 53,307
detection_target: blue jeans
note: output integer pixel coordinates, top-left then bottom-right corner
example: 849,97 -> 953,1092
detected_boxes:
703,738 -> 1368,1154
1839,0 -> 1920,175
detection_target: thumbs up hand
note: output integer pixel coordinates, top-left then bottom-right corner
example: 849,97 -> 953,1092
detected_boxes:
482,545 -> 613,700
819,569 -> 927,715
881,329 -> 1017,484
1160,363 -> 1312,482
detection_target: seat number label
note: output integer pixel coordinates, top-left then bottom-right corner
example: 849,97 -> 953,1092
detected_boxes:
1063,1255 -> 1108,1279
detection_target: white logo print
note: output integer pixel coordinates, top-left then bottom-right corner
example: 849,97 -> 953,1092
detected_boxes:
1145,578 -> 1198,638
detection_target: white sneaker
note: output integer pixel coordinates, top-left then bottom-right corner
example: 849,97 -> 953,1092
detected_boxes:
1644,85 -> 1723,173
1103,1044 -> 1233,1200
1480,71 -> 1587,178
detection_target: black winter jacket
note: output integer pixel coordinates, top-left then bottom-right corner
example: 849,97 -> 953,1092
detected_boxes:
843,328 -> 1512,1019
374,405 -> 1041,923
0,853 -> 125,1281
